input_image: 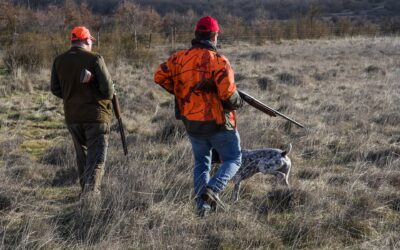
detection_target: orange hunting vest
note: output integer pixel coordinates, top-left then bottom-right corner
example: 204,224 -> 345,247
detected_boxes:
154,47 -> 237,130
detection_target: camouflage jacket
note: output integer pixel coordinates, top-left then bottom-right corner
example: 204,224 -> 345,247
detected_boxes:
154,39 -> 242,137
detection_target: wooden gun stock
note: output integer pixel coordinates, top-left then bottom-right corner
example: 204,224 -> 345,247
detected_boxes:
112,94 -> 128,156
238,90 -> 305,129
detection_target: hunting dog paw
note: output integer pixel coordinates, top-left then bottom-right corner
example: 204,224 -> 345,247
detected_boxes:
231,144 -> 292,202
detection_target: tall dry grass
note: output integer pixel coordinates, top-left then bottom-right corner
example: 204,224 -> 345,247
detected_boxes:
0,36 -> 399,249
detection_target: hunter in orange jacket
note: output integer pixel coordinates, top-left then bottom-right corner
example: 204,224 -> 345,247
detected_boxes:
154,31 -> 242,136
154,16 -> 243,217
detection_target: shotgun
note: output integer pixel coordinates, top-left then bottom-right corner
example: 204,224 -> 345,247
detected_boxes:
112,93 -> 128,156
238,90 -> 305,128
80,69 -> 128,155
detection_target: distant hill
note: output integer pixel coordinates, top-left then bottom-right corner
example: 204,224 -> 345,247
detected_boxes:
9,0 -> 400,21
134,0 -> 400,20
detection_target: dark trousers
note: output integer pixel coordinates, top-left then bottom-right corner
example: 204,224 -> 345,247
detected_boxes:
67,123 -> 110,193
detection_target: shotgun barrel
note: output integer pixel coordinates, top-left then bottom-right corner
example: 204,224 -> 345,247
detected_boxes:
238,90 -> 305,128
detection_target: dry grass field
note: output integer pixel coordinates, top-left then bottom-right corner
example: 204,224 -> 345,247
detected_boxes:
0,36 -> 399,249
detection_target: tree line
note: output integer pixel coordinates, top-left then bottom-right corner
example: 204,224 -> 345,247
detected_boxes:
1,0 -> 399,74
7,0 -> 400,19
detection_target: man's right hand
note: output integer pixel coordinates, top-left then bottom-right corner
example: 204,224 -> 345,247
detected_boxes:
80,69 -> 93,84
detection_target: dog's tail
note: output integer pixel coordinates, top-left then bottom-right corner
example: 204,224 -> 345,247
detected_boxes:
281,143 -> 292,157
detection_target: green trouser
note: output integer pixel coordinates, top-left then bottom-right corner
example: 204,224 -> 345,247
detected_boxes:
67,123 -> 110,194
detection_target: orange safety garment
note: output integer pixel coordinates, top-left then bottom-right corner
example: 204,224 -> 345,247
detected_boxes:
154,47 -> 239,133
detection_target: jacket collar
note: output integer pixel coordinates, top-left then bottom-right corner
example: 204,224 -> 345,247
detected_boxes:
191,39 -> 217,52
70,45 -> 88,52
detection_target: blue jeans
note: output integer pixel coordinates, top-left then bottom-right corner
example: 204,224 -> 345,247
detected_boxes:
189,130 -> 242,210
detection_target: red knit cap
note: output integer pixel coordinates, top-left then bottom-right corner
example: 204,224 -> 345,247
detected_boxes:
195,16 -> 220,33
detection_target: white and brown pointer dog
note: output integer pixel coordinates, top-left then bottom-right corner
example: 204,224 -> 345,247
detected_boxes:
230,144 -> 292,202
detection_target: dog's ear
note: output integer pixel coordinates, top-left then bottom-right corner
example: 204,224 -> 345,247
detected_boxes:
281,143 -> 292,157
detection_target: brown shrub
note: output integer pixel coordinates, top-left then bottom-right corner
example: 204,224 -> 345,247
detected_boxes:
3,215 -> 59,250
379,193 -> 400,212
388,172 -> 400,188
52,168 -> 78,187
327,175 -> 350,186
234,73 -> 247,82
41,142 -> 75,166
389,135 -> 400,144
257,77 -> 275,90
249,51 -> 269,61
0,137 -> 23,158
266,187 -> 312,213
0,193 -> 13,210
151,106 -> 186,143
155,122 -> 186,143
4,153 -> 31,168
363,146 -> 400,167
276,72 -> 303,85
364,65 -> 386,76
313,69 -> 338,81
301,147 -> 319,160
344,192 -> 377,220
3,33 -> 54,73
279,219 -> 313,247
362,172 -> 386,188
374,112 -> 400,126
297,168 -> 320,180
340,219 -> 373,240
6,164 -> 53,186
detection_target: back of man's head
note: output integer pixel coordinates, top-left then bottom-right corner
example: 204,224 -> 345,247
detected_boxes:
195,16 -> 220,41
71,26 -> 96,42
70,26 -> 96,50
